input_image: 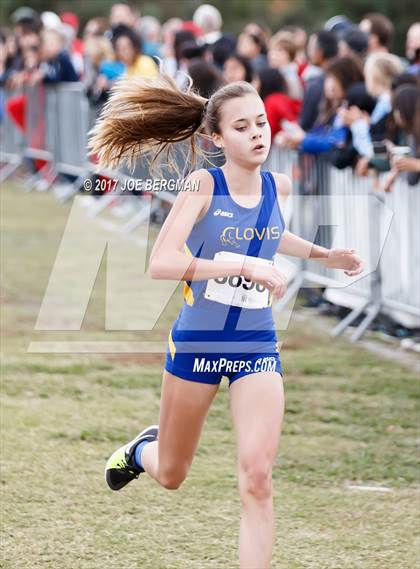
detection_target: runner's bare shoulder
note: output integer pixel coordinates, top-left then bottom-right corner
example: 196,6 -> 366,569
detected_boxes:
149,169 -> 214,263
178,168 -> 215,224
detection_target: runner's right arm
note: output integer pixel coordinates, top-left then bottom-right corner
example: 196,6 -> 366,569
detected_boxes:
149,169 -> 244,281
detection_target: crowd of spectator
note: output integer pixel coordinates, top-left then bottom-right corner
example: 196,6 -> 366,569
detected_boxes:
1,3 -> 419,190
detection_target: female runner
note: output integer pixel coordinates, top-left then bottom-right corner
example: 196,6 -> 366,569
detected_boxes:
89,73 -> 364,569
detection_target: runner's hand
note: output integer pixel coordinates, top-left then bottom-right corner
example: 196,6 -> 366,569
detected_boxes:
241,261 -> 287,299
323,248 -> 365,276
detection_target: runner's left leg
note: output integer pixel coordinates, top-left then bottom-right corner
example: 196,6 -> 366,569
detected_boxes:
229,371 -> 285,569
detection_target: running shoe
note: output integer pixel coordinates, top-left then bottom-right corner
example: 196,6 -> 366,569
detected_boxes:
104,424 -> 159,491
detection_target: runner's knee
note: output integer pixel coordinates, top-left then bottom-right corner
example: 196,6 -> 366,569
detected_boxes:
158,464 -> 189,490
239,460 -> 273,502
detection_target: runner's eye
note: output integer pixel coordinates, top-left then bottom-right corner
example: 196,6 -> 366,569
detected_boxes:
257,122 -> 267,127
235,126 -> 247,131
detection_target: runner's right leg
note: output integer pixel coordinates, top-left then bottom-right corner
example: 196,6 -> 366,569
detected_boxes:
141,370 -> 219,490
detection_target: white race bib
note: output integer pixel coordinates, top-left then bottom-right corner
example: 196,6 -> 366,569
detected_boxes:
204,251 -> 273,309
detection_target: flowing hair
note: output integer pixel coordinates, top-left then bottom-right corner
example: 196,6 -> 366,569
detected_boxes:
88,70 -> 258,175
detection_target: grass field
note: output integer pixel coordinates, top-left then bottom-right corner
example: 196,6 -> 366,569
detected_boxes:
1,185 -> 419,569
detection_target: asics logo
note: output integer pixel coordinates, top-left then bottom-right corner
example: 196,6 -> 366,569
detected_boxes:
214,209 -> 234,218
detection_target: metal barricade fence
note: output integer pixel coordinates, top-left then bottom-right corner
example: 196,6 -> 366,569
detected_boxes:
24,84 -> 56,165
1,83 -> 419,338
0,88 -> 25,181
268,152 -> 341,320
311,165 -> 376,307
379,176 -> 420,327
263,147 -> 297,228
265,148 -> 419,339
54,83 -> 91,179
325,169 -> 385,340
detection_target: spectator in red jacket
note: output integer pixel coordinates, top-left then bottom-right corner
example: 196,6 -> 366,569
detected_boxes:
254,67 -> 302,138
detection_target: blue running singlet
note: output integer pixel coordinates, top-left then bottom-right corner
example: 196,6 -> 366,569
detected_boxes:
164,166 -> 286,386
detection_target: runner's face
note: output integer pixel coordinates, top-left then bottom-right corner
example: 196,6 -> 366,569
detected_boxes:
214,94 -> 271,167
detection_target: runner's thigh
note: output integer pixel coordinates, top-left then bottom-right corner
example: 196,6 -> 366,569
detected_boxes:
229,372 -> 285,467
158,370 -> 219,473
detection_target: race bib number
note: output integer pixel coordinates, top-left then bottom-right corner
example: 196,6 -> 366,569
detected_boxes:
204,251 -> 273,309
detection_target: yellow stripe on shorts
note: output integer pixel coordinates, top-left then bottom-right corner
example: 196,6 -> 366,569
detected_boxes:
168,328 -> 176,360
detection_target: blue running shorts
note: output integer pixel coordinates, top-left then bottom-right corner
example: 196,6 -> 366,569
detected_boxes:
164,337 -> 283,387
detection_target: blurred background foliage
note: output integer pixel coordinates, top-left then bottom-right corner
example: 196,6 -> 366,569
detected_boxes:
1,0 -> 420,54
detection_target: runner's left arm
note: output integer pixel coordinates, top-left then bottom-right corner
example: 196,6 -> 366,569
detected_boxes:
277,230 -> 330,261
